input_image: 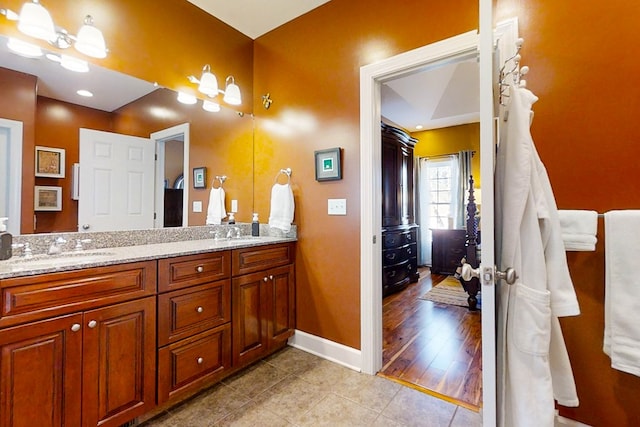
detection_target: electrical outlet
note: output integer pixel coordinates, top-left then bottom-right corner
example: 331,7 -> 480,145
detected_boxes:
231,199 -> 238,212
193,201 -> 202,212
328,198 -> 347,215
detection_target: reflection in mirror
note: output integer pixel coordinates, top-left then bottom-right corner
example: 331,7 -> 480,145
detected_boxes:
0,34 -> 254,235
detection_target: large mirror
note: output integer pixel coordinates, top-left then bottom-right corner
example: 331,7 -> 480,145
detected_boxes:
0,34 -> 254,235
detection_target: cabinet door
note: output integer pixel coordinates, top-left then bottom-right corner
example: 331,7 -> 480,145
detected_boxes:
382,138 -> 400,227
81,297 -> 156,427
268,265 -> 295,346
0,313 -> 83,427
232,271 -> 269,367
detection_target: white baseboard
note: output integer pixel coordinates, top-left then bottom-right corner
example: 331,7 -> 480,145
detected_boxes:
288,330 -> 362,372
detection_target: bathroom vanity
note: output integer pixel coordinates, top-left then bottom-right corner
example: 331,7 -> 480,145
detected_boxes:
0,234 -> 296,427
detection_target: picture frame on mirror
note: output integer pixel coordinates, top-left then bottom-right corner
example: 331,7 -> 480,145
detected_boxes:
193,167 -> 207,189
34,186 -> 62,211
35,146 -> 65,178
314,147 -> 342,181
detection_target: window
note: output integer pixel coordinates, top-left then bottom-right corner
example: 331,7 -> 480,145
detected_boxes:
427,161 -> 454,229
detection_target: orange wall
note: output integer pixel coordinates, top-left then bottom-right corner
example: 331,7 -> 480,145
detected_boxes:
253,0 -> 479,349
0,67 -> 36,233
494,0 -> 640,425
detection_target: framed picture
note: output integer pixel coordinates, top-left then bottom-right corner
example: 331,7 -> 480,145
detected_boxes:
314,147 -> 342,181
35,146 -> 65,178
193,167 -> 207,189
34,186 -> 62,211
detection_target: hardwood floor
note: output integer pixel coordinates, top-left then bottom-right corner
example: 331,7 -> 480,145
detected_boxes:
379,267 -> 482,410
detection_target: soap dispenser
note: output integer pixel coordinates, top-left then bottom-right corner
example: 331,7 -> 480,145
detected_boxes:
228,212 -> 236,225
252,213 -> 260,236
0,218 -> 12,260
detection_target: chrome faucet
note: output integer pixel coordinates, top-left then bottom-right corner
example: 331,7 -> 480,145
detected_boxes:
74,239 -> 92,252
226,227 -> 241,239
48,237 -> 67,255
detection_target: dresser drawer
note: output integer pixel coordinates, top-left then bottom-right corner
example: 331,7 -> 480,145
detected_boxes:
158,279 -> 231,346
383,228 -> 417,249
232,243 -> 295,276
157,324 -> 231,404
0,261 -> 156,328
383,243 -> 416,266
158,251 -> 230,293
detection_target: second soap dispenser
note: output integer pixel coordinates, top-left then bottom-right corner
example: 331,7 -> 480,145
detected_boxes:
252,213 -> 260,236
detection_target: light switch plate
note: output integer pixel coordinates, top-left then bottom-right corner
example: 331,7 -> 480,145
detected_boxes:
231,199 -> 238,213
328,198 -> 347,215
193,201 -> 202,212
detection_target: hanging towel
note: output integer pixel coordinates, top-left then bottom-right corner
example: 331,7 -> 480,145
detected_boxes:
206,187 -> 227,225
604,210 -> 640,377
558,210 -> 598,251
268,183 -> 294,232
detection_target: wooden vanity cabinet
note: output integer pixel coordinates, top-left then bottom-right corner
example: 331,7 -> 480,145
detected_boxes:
157,251 -> 232,404
231,243 -> 295,367
0,261 -> 157,427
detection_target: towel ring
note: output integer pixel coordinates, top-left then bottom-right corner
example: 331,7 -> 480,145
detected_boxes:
274,168 -> 292,185
212,175 -> 227,189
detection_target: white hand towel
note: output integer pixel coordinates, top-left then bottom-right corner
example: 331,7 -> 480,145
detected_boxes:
558,210 -> 598,251
604,210 -> 640,376
268,183 -> 294,232
206,187 -> 227,225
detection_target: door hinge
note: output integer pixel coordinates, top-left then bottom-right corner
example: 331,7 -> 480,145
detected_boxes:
153,212 -> 156,220
373,235 -> 377,244
155,154 -> 158,161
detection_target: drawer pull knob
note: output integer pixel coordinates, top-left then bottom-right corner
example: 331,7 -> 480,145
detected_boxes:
196,265 -> 204,273
387,253 -> 396,260
269,275 -> 274,280
87,320 -> 97,329
196,306 -> 204,313
71,323 -> 81,332
197,357 -> 204,364
263,277 -> 268,282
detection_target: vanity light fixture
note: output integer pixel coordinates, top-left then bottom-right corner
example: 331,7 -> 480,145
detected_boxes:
177,91 -> 197,105
187,66 -> 242,106
223,76 -> 242,105
6,37 -> 42,57
1,1 -> 108,59
202,100 -> 221,112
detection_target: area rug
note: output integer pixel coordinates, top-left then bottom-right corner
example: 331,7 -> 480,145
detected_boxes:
419,276 -> 469,307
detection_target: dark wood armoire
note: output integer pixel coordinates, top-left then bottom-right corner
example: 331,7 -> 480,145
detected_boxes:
381,123 -> 419,296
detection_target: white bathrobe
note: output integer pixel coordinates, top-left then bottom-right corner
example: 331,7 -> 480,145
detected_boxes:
495,85 -> 581,427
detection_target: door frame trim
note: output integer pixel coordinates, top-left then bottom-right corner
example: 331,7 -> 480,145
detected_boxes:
152,123 -> 190,228
0,118 -> 22,235
359,30 -> 480,376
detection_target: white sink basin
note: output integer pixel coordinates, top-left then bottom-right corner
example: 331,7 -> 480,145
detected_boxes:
9,251 -> 116,268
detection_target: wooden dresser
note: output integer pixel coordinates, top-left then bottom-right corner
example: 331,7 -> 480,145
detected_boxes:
381,123 -> 419,296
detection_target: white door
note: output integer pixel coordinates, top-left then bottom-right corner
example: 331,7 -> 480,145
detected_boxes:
0,118 -> 22,236
78,128 -> 155,232
360,15 -> 517,427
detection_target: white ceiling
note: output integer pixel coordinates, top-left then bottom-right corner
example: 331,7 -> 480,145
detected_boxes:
186,0 -> 332,40
0,1 -> 479,130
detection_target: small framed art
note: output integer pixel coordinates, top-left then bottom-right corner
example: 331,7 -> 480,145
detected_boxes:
35,146 -> 65,178
193,167 -> 207,189
34,186 -> 62,211
314,147 -> 342,181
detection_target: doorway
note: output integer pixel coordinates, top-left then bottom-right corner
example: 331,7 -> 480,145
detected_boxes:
152,123 -> 190,229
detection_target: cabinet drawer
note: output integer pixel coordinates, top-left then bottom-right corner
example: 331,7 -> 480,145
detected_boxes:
232,243 -> 295,276
383,228 -> 417,249
383,243 -> 416,266
157,324 -> 231,404
158,251 -> 230,293
158,279 -> 231,346
0,261 -> 156,328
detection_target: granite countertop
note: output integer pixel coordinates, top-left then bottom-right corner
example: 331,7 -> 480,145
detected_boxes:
0,236 -> 296,280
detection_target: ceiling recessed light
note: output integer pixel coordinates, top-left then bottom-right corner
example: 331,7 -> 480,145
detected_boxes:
415,125 -> 424,130
77,89 -> 93,97
177,92 -> 197,105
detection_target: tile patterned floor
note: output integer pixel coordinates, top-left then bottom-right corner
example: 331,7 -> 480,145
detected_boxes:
141,346 -> 482,427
